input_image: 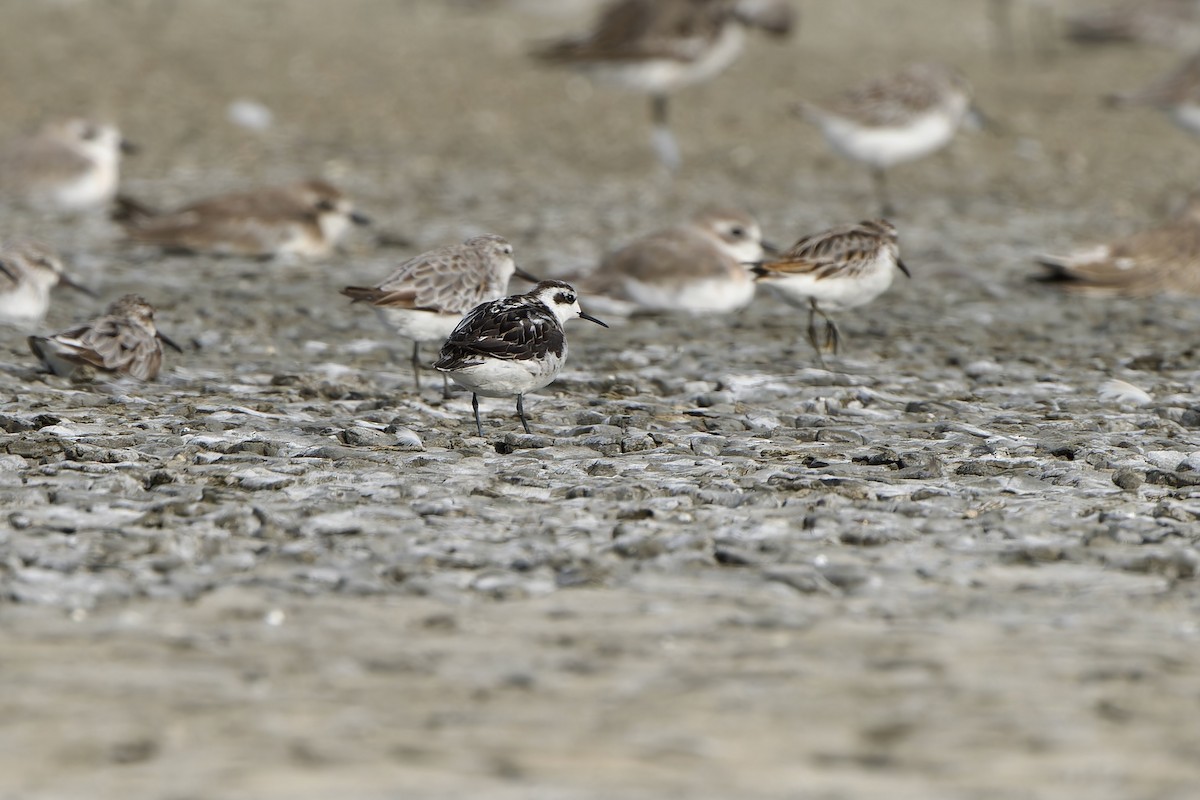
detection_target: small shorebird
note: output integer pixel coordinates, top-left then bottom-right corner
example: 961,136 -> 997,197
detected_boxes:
0,119 -> 134,212
1065,0 -> 1200,49
793,63 -> 977,216
28,294 -> 181,381
1107,51 -> 1200,139
1034,200 -> 1200,295
341,234 -> 538,394
751,219 -> 909,365
434,280 -> 607,436
0,239 -> 94,328
532,0 -> 795,170
580,208 -> 772,315
113,180 -> 370,259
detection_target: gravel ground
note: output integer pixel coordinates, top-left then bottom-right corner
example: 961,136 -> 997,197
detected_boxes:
2,1 -> 1200,798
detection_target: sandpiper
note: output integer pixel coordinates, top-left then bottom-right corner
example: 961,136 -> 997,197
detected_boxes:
1034,199 -> 1200,296
0,239 -> 94,328
28,294 -> 181,381
580,208 -> 772,315
341,234 -> 538,394
0,119 -> 134,212
751,219 -> 909,365
533,0 -> 794,170
114,180 -> 370,259
793,63 -> 978,215
1107,50 -> 1200,139
1066,0 -> 1200,49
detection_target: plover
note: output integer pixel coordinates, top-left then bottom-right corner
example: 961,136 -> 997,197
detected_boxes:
0,239 -> 94,328
341,234 -> 539,394
434,280 -> 607,436
1107,51 -> 1200,139
0,119 -> 134,212
28,294 -> 181,381
580,208 -> 773,315
113,180 -> 370,259
793,63 -> 977,215
1034,200 -> 1200,296
751,219 -> 909,365
533,0 -> 795,170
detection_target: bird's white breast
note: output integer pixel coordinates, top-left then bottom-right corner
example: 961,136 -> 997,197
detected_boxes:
0,280 -> 51,327
48,159 -> 118,211
765,255 -> 899,312
623,274 -> 754,314
585,25 -> 746,94
818,109 -> 962,169
377,307 -> 464,344
442,349 -> 567,398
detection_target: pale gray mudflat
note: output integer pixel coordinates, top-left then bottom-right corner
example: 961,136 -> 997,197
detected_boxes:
1,1 -> 1199,798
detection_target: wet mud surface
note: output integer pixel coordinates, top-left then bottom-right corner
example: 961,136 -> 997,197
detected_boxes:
1,1 -> 1199,798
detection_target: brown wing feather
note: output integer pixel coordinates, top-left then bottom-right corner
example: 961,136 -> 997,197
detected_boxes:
534,0 -> 727,64
357,247 -> 502,314
594,226 -> 733,289
756,220 -> 894,281
47,317 -> 163,380
1037,222 -> 1200,296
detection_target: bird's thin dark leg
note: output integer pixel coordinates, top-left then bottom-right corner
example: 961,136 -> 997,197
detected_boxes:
806,300 -> 827,368
649,94 -> 681,172
411,342 -> 422,390
652,94 -> 668,127
472,393 -> 483,437
516,394 -> 532,434
825,317 -> 841,355
871,167 -> 895,217
441,373 -> 451,400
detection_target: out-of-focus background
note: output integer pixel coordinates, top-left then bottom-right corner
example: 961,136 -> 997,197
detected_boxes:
2,1 -> 1200,799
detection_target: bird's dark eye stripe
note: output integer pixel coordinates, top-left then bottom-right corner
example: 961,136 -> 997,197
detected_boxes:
555,291 -> 575,305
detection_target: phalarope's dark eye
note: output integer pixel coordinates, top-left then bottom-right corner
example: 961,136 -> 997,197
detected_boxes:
315,199 -> 336,212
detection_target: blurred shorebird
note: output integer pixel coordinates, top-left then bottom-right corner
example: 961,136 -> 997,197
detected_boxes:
532,0 -> 795,171
1107,50 -> 1200,139
579,207 -> 772,315
751,219 -> 909,366
434,280 -> 607,436
0,239 -> 94,328
793,63 -> 980,216
114,180 -> 370,259
1065,0 -> 1200,49
28,294 -> 181,381
341,234 -> 538,395
1034,199 -> 1200,296
0,119 -> 134,213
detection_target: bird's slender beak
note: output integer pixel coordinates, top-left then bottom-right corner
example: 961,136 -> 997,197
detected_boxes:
897,258 -> 912,278
157,331 -> 184,352
56,272 -> 98,297
119,139 -> 138,155
350,211 -> 372,226
579,310 -> 608,328
760,241 -> 781,256
513,266 -> 540,283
